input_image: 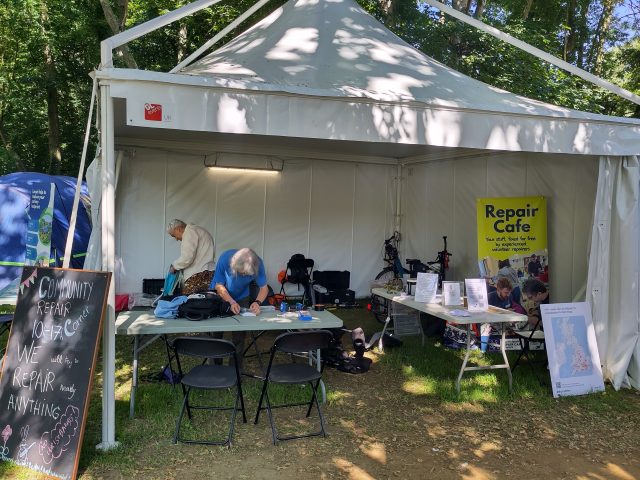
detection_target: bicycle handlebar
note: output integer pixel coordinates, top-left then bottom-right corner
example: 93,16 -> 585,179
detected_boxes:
384,231 -> 400,244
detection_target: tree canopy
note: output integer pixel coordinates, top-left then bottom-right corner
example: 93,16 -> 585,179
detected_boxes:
0,0 -> 638,177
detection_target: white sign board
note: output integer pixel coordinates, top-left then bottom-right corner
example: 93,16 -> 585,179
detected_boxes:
442,281 -> 463,306
464,279 -> 488,312
414,272 -> 438,303
541,302 -> 605,398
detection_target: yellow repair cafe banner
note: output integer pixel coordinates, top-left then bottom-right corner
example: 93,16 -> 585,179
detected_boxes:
477,196 -> 547,261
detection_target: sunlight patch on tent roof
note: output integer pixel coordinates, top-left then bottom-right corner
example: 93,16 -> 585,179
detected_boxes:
266,28 -> 319,61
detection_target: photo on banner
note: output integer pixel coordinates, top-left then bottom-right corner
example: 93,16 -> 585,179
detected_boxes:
476,196 -> 548,314
25,183 -> 55,267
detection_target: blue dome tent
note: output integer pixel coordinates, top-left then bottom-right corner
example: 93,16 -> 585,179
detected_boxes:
0,172 -> 91,301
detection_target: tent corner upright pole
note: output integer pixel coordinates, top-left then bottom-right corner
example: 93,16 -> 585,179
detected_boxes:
395,163 -> 402,235
98,83 -> 119,451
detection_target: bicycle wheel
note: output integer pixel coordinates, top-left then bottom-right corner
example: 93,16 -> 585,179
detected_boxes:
369,294 -> 389,324
375,267 -> 395,284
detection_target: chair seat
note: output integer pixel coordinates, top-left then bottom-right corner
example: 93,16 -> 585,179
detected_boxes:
182,365 -> 237,389
269,363 -> 322,384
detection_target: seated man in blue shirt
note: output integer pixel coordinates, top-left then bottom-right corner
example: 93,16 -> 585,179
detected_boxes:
210,248 -> 269,367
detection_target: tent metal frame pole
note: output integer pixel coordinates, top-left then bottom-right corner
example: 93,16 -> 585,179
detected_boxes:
171,0 -> 272,73
422,0 -> 640,106
63,76 -> 98,268
97,83 -> 119,451
395,163 -> 402,234
100,0 -> 226,68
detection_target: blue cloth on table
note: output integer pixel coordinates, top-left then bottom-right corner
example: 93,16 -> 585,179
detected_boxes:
154,295 -> 188,318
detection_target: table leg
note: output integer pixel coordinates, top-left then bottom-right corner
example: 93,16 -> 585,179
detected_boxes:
128,334 -> 163,418
456,324 -> 473,393
129,335 -> 139,419
315,348 -> 327,404
500,324 -> 513,393
378,315 -> 391,353
242,331 -> 267,380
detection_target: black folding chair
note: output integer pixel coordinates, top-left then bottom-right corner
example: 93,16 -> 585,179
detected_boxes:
172,337 -> 246,447
280,255 -> 314,305
511,317 -> 547,385
254,330 -> 333,444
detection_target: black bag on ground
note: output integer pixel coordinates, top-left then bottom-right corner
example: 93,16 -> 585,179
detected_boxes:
287,253 -> 311,284
178,292 -> 231,321
322,327 -> 372,374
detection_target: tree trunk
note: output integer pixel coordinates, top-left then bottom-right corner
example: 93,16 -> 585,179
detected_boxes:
473,0 -> 486,19
40,4 -> 62,175
589,0 -> 618,75
452,0 -> 470,12
522,0 -> 534,20
178,22 -> 188,63
564,0 -> 577,61
99,0 -> 138,68
0,118 -> 25,171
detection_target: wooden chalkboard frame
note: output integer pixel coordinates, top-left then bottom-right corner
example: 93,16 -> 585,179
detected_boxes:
0,267 -> 111,480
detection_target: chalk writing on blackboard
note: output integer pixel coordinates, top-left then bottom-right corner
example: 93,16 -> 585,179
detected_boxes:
0,267 -> 110,480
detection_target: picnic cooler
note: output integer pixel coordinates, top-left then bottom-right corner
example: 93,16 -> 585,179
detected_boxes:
313,270 -> 354,304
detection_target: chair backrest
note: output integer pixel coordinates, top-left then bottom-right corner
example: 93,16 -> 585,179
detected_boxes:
173,337 -> 236,359
273,330 -> 333,354
285,254 -> 314,284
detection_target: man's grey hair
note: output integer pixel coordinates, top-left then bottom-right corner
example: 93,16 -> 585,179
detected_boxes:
167,219 -> 186,233
230,248 -> 260,276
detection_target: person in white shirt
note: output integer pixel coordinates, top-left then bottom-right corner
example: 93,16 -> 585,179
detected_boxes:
167,219 -> 215,295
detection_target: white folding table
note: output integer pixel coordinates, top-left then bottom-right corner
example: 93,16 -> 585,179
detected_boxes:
371,288 -> 527,393
116,309 -> 343,417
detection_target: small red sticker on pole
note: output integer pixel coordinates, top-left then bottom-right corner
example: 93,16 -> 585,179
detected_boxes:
144,103 -> 162,121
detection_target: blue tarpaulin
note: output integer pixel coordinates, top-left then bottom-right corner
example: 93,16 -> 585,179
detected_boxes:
0,172 -> 91,299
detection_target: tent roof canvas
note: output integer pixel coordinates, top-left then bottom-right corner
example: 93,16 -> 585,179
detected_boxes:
98,0 -> 639,158
183,0 -> 634,123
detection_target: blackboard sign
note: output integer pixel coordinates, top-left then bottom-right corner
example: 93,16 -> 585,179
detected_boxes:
0,266 -> 110,480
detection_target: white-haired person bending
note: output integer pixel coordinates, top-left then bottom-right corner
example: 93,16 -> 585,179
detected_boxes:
167,219 -> 215,295
210,248 -> 269,368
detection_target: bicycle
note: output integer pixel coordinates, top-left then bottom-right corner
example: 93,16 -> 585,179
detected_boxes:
373,231 -> 408,284
370,235 -> 452,323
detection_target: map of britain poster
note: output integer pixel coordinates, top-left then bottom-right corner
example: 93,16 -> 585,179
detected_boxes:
541,302 -> 605,398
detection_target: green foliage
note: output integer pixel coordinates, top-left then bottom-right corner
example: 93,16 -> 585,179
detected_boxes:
0,0 -> 638,178
0,0 -> 107,176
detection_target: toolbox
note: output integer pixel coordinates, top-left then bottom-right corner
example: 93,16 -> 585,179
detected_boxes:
315,288 -> 355,305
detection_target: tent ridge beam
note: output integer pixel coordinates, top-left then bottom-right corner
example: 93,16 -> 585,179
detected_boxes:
101,0 -> 226,68
171,0 -> 272,73
423,0 -> 640,106
402,149 -> 512,165
113,139 -> 399,165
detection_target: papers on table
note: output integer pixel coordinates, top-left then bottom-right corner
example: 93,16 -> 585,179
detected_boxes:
442,281 -> 463,306
414,272 -> 439,303
464,278 -> 488,312
449,309 -> 471,317
240,311 -> 256,317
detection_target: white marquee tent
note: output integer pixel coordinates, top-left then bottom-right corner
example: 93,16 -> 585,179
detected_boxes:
91,0 -> 640,447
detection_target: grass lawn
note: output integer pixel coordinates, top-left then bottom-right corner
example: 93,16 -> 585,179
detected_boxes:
1,303 -> 639,479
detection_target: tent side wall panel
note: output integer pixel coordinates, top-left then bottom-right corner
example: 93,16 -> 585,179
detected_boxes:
114,149 -> 397,296
402,153 -> 599,302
